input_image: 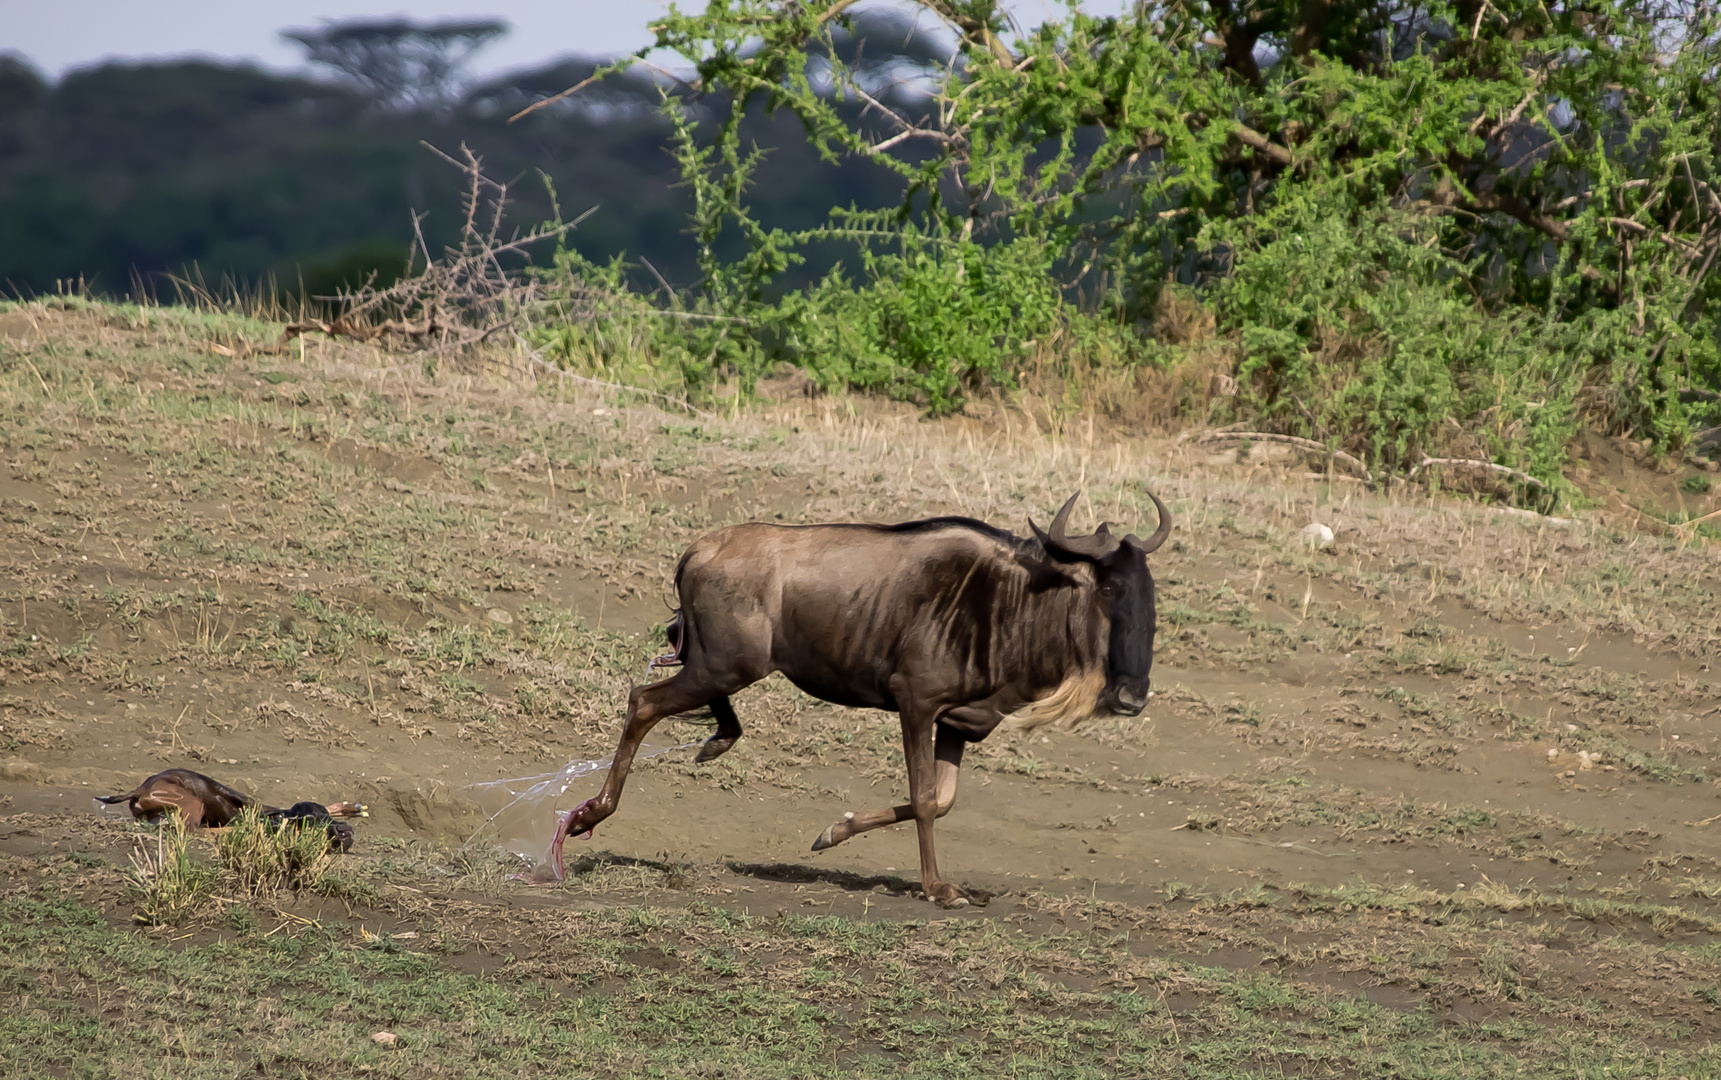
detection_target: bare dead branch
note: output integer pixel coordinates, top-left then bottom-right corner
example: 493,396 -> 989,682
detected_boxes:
210,144 -> 600,366
1459,189 -> 1573,243
507,73 -> 604,124
1409,456 -> 1548,492
1193,431 -> 1372,480
870,128 -> 957,154
1602,216 -> 1703,256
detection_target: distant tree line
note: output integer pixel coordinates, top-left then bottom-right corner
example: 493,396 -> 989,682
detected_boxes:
0,15 -> 930,300
6,3 -> 1715,489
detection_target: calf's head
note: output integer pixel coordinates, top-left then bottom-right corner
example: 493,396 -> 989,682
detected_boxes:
1031,490 -> 1172,716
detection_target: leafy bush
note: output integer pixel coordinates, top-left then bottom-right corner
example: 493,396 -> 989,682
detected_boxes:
774,236 -> 1104,413
1210,199 -> 1582,483
532,0 -> 1721,489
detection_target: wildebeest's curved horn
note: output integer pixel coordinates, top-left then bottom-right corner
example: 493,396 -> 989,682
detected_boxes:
1123,490 -> 1173,555
1030,492 -> 1121,561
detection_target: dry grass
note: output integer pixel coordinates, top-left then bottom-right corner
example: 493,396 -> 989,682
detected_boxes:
125,812 -> 217,925
4,298 -> 1721,1077
216,808 -> 335,897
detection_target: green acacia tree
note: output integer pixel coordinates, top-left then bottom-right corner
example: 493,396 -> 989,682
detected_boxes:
541,0 -> 1720,480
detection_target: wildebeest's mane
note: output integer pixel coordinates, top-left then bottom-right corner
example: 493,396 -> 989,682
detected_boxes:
871,515 -> 1043,559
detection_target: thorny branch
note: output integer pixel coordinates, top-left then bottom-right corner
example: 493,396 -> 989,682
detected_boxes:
215,144 -> 596,361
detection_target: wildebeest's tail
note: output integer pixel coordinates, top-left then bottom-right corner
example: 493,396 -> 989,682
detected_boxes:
94,792 -> 132,805
657,547 -> 696,665
664,610 -> 685,660
651,605 -> 713,720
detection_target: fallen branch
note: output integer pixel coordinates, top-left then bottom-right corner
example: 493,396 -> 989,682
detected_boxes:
1607,493 -> 1677,536
1481,505 -> 1574,526
1193,431 -> 1372,481
1409,456 -> 1548,492
1675,505 -> 1721,536
1298,472 -> 1370,483
209,313 -> 509,360
1175,421 -> 1252,446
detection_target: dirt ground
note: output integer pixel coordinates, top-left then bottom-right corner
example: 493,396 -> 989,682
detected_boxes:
4,301 -> 1721,1068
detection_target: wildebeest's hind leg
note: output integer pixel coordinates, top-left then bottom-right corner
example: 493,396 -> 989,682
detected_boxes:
547,668 -> 753,879
693,696 -> 742,763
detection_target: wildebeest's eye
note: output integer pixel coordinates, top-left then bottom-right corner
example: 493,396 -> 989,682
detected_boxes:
1100,583 -> 1115,597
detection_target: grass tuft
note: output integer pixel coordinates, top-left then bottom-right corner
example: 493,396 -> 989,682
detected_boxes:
216,809 -> 334,898
125,814 -> 218,925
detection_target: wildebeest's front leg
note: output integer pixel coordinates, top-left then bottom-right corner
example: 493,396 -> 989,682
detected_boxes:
898,684 -> 968,908
810,726 -> 965,851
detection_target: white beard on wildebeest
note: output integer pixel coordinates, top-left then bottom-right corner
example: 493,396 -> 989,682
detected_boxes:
546,489 -> 1172,908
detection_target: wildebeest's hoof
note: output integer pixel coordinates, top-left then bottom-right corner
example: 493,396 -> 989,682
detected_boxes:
694,737 -> 737,764
511,862 -> 561,886
927,883 -> 970,908
810,824 -> 839,852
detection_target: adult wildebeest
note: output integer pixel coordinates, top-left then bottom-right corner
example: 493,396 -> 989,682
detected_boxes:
549,490 -> 1172,906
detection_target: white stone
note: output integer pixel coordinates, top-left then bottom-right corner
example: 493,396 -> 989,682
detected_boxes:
1300,522 -> 1335,548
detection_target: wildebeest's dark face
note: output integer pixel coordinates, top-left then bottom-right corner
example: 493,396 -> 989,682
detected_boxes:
1095,543 -> 1157,716
1028,489 -> 1171,717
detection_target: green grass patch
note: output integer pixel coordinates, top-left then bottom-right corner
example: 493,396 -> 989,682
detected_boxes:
3,885 -> 1716,1079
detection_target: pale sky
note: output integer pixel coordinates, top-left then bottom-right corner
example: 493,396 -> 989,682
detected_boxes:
4,0 -> 1126,81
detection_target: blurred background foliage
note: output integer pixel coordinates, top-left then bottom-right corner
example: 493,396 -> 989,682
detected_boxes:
3,2 -> 1719,497
0,15 -> 916,303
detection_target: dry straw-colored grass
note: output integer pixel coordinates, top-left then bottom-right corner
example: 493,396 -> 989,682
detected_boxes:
216,809 -> 335,898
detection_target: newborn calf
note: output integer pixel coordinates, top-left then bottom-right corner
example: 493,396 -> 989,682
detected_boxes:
98,769 -> 368,850
96,768 -> 255,828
